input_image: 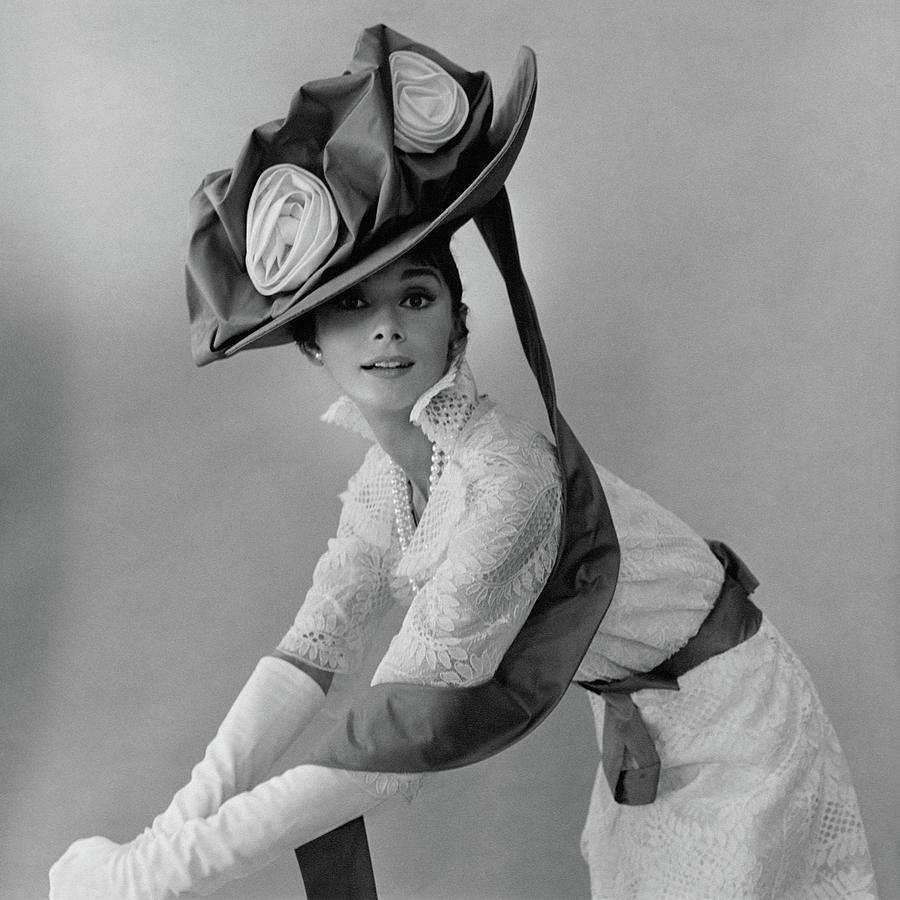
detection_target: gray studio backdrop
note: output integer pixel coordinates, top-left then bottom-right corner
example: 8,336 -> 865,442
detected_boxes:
2,2 -> 898,897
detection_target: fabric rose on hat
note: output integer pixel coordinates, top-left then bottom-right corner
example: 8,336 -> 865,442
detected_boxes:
245,164 -> 340,296
390,50 -> 469,154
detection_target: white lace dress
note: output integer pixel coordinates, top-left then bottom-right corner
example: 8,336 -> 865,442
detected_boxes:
277,360 -> 877,899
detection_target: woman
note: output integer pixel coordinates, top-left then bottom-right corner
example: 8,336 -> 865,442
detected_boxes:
50,25 -> 876,899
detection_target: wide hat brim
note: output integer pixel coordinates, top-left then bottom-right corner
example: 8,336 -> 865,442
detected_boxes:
185,27 -> 537,365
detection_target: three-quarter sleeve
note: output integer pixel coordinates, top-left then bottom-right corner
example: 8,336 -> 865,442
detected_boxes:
277,446 -> 395,674
372,429 -> 562,688
279,410 -> 563,801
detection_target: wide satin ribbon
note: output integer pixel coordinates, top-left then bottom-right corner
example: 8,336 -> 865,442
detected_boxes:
579,540 -> 762,805
294,187 -> 621,898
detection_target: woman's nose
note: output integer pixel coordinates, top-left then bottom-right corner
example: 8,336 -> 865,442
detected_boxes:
371,307 -> 404,342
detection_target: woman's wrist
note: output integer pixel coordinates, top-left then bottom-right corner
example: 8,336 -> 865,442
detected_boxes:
268,650 -> 334,693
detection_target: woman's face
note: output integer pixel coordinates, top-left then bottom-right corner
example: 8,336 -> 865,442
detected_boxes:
313,255 -> 455,420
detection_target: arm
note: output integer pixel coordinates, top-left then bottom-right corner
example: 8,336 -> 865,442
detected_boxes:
273,445 -> 395,675
50,442 -> 562,898
50,764 -> 388,900
373,447 -> 562,689
148,447 -> 392,835
271,650 -> 334,691
148,655 -> 326,837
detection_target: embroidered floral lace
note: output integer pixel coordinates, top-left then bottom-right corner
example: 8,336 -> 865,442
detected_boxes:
277,360 -> 876,895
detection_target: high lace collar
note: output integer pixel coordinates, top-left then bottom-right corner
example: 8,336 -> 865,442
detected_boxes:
321,355 -> 479,451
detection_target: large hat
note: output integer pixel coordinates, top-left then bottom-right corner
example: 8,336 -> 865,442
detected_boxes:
186,24 -> 537,365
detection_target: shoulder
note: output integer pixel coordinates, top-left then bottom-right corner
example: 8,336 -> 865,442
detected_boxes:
454,399 -> 561,492
341,442 -> 393,508
336,444 -> 394,545
440,399 -> 563,541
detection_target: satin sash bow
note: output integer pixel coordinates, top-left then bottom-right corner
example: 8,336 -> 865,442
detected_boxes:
578,540 -> 762,805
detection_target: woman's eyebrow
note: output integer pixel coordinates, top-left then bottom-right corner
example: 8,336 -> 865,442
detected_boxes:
399,266 -> 441,281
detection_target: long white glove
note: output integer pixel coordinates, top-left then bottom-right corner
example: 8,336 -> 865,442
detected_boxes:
150,655 -> 326,836
49,764 -> 385,899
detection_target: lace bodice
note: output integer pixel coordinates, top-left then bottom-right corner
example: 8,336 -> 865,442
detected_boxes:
278,393 -> 562,689
278,358 -> 724,692
277,362 -> 561,803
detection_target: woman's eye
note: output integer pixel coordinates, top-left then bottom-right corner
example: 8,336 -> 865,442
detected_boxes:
334,294 -> 367,311
402,292 -> 434,310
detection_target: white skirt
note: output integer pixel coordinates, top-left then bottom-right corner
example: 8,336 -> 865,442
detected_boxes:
580,618 -> 877,899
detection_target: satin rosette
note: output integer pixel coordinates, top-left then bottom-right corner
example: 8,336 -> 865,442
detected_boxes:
246,164 -> 340,296
390,50 -> 470,154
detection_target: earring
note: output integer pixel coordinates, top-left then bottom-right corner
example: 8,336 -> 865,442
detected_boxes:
313,349 -> 323,361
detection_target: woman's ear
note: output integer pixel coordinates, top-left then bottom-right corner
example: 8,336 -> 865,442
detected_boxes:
299,341 -> 324,365
448,301 -> 469,361
448,334 -> 468,363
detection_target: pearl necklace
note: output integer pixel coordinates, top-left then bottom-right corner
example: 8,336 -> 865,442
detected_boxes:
391,443 -> 445,555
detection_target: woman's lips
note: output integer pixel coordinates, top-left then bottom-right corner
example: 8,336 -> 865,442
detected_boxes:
361,357 -> 414,373
362,356 -> 413,372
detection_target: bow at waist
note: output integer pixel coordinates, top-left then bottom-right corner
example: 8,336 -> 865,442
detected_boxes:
577,540 -> 762,805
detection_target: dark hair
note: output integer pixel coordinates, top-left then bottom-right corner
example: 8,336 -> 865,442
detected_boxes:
289,229 -> 468,357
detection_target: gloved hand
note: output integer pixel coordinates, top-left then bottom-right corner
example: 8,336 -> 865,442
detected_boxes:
150,655 -> 326,836
49,836 -> 125,900
49,764 -> 384,899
